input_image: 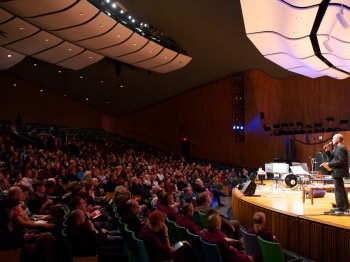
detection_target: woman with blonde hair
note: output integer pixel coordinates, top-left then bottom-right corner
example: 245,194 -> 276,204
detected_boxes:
247,212 -> 277,242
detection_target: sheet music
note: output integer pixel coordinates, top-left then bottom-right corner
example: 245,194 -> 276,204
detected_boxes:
290,166 -> 310,175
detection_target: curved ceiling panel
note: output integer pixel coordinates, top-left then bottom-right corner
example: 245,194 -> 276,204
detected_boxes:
0,0 -> 191,73
76,23 -> 133,50
54,12 -> 116,42
0,17 -> 39,46
283,0 -> 323,7
6,31 -> 63,56
57,49 -> 103,70
241,0 -> 318,38
33,41 -> 85,64
117,41 -> 163,64
0,0 -> 77,17
135,49 -> 178,69
0,46 -> 25,70
98,33 -> 148,57
248,33 -> 314,58
241,0 -> 350,79
265,53 -> 328,71
0,7 -> 13,23
26,1 -> 99,31
152,54 -> 192,73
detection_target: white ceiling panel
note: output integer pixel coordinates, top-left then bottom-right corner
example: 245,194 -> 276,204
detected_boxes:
75,23 -> 133,50
0,0 -> 77,17
33,41 -> 84,64
117,41 -> 163,64
135,48 -> 178,69
53,12 -> 116,42
248,33 -> 314,58
288,67 -> 325,78
241,0 -> 318,38
321,67 -> 349,79
26,1 -> 99,31
0,46 -> 25,69
6,31 -> 63,56
57,49 -> 103,70
152,53 -> 192,73
266,53 -> 328,71
98,33 -> 148,57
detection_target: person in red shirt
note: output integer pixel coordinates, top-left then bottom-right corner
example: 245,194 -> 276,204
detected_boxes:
200,212 -> 253,262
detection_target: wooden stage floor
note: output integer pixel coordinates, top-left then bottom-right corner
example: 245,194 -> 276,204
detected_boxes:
238,181 -> 350,230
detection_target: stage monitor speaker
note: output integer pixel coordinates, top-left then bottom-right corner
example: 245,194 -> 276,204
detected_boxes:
241,180 -> 256,196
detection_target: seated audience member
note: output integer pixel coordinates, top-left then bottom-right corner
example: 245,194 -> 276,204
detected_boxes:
157,192 -> 180,221
138,210 -> 172,262
247,212 -> 277,242
198,191 -> 242,243
200,212 -> 253,262
176,203 -> 201,235
66,209 -> 127,262
120,199 -> 143,235
193,178 -> 224,206
26,181 -> 57,215
180,186 -> 196,206
0,197 -> 57,262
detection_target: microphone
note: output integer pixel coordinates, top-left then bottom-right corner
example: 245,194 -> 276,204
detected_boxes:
323,141 -> 332,150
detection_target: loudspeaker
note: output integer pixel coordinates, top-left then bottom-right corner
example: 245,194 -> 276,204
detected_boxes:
241,180 -> 256,196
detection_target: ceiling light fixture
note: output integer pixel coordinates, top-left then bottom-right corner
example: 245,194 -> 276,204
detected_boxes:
240,0 -> 350,79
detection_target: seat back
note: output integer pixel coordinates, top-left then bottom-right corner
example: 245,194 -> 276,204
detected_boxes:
192,210 -> 203,228
198,211 -> 207,229
166,218 -> 179,244
123,225 -> 137,262
60,228 -> 73,262
241,229 -> 262,262
175,223 -> 189,241
258,236 -> 285,262
186,229 -> 206,262
132,234 -> 150,262
200,238 -> 223,262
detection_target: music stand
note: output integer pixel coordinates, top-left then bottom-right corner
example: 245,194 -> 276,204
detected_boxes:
290,166 -> 310,190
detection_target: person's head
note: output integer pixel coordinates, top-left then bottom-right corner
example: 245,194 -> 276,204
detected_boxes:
8,186 -> 23,200
125,199 -> 140,215
183,186 -> 193,197
69,195 -> 87,212
0,197 -> 20,219
17,185 -> 30,201
198,191 -> 211,205
33,181 -> 45,193
332,134 -> 344,146
148,210 -> 167,232
252,212 -> 266,233
179,203 -> 194,218
67,209 -> 85,227
160,192 -> 174,206
206,212 -> 221,231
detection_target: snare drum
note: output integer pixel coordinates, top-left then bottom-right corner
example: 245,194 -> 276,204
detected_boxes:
282,174 -> 298,188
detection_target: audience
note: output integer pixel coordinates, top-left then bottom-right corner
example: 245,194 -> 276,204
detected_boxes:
247,211 -> 277,242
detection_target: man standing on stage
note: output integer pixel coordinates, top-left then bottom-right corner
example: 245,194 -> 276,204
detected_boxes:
323,134 -> 349,213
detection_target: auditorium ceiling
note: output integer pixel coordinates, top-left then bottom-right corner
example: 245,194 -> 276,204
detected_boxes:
0,0 -> 296,116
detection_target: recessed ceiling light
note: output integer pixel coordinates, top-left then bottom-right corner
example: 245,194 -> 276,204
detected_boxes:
296,17 -> 301,20
68,48 -> 72,51
133,43 -> 137,46
149,50 -> 153,53
19,27 -> 24,30
40,89 -> 43,92
117,35 -> 120,38
85,97 -> 89,101
89,56 -> 92,59
7,54 -> 12,58
164,56 -> 168,59
99,24 -> 103,28
80,12 -> 84,16
45,39 -> 49,42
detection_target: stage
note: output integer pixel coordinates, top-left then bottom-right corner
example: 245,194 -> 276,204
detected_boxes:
231,181 -> 350,262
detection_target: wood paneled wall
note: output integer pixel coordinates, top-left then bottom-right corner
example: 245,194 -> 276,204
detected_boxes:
0,72 -> 104,129
3,69 -> 350,169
